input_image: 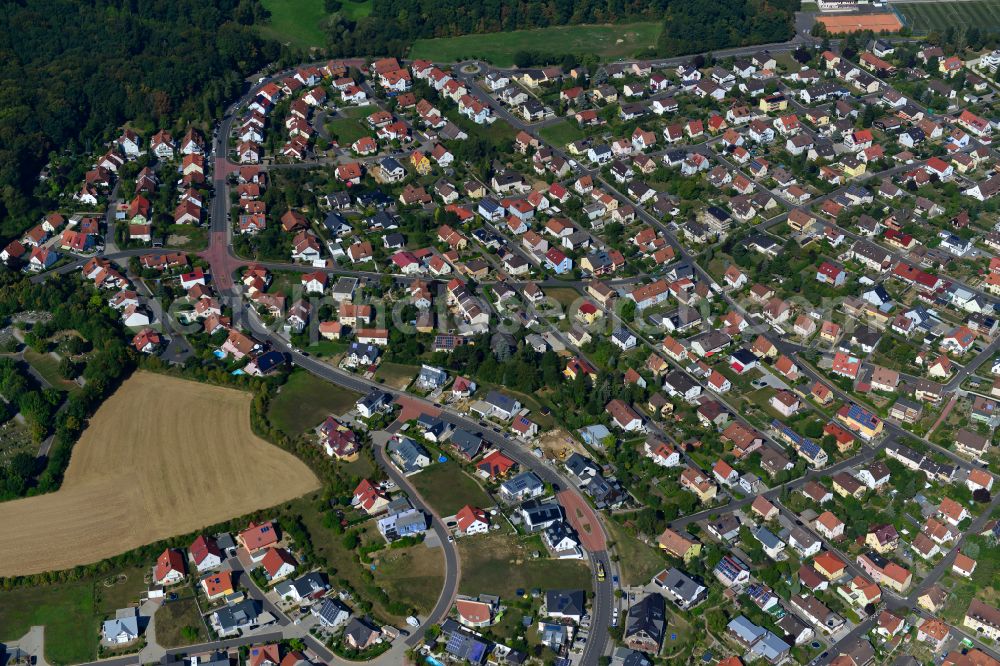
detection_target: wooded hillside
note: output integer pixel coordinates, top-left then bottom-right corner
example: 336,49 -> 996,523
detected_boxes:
0,0 -> 275,238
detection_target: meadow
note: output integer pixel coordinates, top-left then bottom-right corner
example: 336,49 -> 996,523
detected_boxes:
409,22 -> 662,67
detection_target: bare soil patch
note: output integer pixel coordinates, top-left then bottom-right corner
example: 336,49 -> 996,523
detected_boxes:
0,372 -> 319,576
537,428 -> 586,461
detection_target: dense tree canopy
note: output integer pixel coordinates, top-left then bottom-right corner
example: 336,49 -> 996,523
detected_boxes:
658,0 -> 798,56
0,0 -> 275,239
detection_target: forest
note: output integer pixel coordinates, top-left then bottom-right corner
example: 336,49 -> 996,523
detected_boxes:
0,274 -> 135,500
0,0 -> 276,241
318,0 -> 797,59
657,0 -> 799,56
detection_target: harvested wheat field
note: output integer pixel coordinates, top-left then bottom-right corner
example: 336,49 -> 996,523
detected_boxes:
0,372 -> 319,576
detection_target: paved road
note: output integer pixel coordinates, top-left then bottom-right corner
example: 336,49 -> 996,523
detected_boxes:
34,33 -> 1000,666
370,430 -> 460,649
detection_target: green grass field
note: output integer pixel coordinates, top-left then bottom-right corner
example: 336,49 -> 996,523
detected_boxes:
894,1 -> 1000,34
410,22 -> 662,67
326,106 -> 373,145
23,349 -> 79,393
545,287 -> 583,310
258,0 -> 329,50
538,121 -> 587,148
0,581 -> 95,664
268,369 -> 361,436
408,461 -> 494,516
340,0 -> 373,20
0,565 -> 151,664
458,532 -> 591,598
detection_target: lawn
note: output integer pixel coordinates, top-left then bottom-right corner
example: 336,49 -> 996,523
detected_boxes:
326,107 -> 374,145
605,520 -> 666,587
538,121 -> 587,148
894,1 -> 1000,34
268,368 -> 361,436
340,0 -> 372,20
23,348 -> 79,393
374,361 -> 418,391
409,22 -> 662,67
0,563 -> 152,665
94,566 -> 150,616
0,581 -> 95,665
371,542 -> 445,616
458,532 -> 591,598
408,461 -> 494,516
545,287 -> 583,310
155,594 -> 207,648
258,0 -> 328,50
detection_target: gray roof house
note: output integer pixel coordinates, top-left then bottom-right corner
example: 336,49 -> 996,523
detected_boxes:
275,572 -> 330,603
500,471 -> 545,502
450,428 -> 484,460
313,597 -> 351,627
387,437 -> 431,474
624,593 -> 666,654
565,453 -> 601,481
752,631 -> 792,663
343,617 -> 382,650
102,607 -> 142,645
520,498 -> 563,532
415,364 -> 448,390
728,615 -> 766,647
544,590 -> 586,621
416,414 -> 450,442
653,567 -> 706,610
483,390 -> 521,420
214,599 -> 261,637
611,647 -> 653,666
356,390 -> 392,418
440,618 -> 491,664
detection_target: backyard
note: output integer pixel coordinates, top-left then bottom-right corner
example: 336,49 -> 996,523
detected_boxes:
370,542 -> 445,615
538,121 -> 588,149
268,368 -> 361,436
374,361 -> 418,391
0,580 -> 96,664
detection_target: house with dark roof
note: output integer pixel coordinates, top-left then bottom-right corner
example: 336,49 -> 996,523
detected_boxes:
543,590 -> 586,622
624,593 -> 666,654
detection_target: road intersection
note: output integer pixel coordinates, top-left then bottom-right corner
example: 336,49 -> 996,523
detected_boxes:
28,22 -> 1000,666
